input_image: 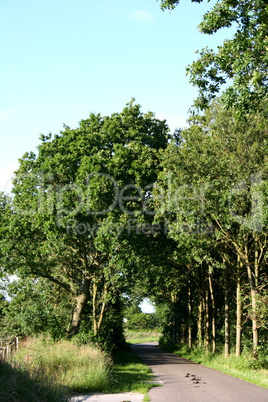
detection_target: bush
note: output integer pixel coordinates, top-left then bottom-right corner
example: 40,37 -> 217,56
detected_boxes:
125,312 -> 158,330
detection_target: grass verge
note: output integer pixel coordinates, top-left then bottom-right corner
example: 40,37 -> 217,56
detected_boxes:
0,337 -> 155,401
0,337 -> 111,401
107,344 -> 155,396
0,359 -> 70,402
125,329 -> 161,344
14,337 -> 111,393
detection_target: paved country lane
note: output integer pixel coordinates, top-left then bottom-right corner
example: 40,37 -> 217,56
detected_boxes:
130,342 -> 268,402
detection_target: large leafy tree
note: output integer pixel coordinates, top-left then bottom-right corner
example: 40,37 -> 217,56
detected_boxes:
159,0 -> 268,115
5,100 -> 169,343
0,277 -> 71,340
0,192 -> 12,307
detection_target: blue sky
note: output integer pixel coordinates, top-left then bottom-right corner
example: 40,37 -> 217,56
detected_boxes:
0,0 -> 233,193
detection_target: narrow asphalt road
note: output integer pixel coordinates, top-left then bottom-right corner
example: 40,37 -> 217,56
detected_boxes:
130,342 -> 268,402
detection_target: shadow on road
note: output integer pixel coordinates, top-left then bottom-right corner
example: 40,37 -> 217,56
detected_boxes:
129,343 -> 197,366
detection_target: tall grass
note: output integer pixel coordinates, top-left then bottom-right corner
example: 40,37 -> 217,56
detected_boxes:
0,336 -> 155,401
13,337 -> 111,393
0,359 -> 69,402
0,337 -> 111,401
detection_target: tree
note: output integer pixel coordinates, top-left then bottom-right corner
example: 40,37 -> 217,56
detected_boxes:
0,193 -> 12,319
155,102 -> 268,356
5,100 -> 169,344
0,277 -> 71,340
0,192 -> 12,261
159,0 -> 268,115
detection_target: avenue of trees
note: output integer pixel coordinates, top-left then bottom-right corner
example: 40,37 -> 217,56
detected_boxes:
0,0 -> 267,362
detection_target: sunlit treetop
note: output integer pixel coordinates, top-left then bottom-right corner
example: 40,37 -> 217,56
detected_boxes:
159,0 -> 268,116
159,0 -> 203,11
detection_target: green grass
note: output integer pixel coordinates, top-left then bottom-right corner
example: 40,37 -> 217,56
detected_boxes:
0,337 -> 112,401
128,337 -> 159,344
14,337 -> 111,393
107,345 -> 155,396
125,329 -> 161,344
0,359 -> 70,402
195,353 -> 268,389
160,341 -> 268,390
0,336 -> 156,401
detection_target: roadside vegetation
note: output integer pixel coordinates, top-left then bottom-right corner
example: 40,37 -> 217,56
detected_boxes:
0,358 -> 69,402
0,337 -> 110,401
124,303 -> 161,344
108,345 -> 154,396
13,338 -> 111,393
125,329 -> 161,344
0,336 -> 154,402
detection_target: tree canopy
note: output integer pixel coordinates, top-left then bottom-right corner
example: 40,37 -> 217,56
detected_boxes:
154,102 -> 268,356
3,100 -> 169,344
160,0 -> 268,115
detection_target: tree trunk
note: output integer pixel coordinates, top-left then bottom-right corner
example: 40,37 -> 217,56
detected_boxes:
224,262 -> 229,358
204,286 -> 209,351
208,271 -> 216,353
250,286 -> 258,358
188,276 -> 192,349
68,278 -> 90,338
236,255 -> 242,357
197,300 -> 203,347
246,262 -> 258,357
92,281 -> 108,336
171,293 -> 178,343
92,280 -> 98,336
197,264 -> 203,347
245,243 -> 258,358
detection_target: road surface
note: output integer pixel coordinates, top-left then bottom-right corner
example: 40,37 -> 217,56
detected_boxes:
130,342 -> 268,402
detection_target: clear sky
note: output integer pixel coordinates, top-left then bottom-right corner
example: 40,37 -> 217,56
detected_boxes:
0,0 -> 232,193
140,298 -> 155,313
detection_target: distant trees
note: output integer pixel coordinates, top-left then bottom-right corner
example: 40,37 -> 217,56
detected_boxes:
124,303 -> 158,330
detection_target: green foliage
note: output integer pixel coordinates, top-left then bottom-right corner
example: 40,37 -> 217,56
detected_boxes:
97,295 -> 126,350
160,0 -> 268,115
3,100 -> 169,345
125,312 -> 159,330
159,0 -> 202,11
123,300 -> 160,331
0,277 -> 71,340
154,102 -> 268,357
0,193 -> 12,275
